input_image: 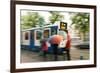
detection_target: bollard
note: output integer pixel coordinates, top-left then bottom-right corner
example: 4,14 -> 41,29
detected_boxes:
80,55 -> 83,60
63,51 -> 66,60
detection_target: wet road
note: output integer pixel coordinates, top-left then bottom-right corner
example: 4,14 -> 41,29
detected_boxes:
21,47 -> 89,63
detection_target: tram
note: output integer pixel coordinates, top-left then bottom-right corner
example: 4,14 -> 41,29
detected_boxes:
21,21 -> 67,53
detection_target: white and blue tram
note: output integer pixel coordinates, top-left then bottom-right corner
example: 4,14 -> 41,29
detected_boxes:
21,22 -> 67,53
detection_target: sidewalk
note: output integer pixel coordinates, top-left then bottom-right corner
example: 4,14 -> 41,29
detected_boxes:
21,47 -> 89,63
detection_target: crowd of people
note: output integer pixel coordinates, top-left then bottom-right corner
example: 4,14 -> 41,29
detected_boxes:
41,30 -> 71,61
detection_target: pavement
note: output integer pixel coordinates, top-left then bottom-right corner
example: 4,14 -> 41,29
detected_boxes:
21,46 -> 89,63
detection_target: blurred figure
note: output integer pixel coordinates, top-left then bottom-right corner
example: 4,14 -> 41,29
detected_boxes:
41,40 -> 48,60
49,35 -> 63,61
51,44 -> 58,61
64,30 -> 71,60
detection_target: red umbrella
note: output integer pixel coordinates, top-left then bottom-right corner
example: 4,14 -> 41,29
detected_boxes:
49,35 -> 63,44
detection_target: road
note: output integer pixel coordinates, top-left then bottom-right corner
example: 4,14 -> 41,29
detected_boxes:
21,47 -> 89,63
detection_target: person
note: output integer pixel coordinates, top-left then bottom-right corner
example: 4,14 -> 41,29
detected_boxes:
64,30 -> 71,60
51,44 -> 58,61
41,40 -> 48,60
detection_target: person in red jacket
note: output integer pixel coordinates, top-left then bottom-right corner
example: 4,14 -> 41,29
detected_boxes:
64,30 -> 71,60
41,40 -> 48,60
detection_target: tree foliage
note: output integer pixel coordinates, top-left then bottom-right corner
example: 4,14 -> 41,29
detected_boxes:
21,12 -> 45,29
70,13 -> 90,41
49,11 -> 64,24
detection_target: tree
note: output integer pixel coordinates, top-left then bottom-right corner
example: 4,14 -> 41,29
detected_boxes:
21,12 -> 45,29
70,13 -> 90,41
49,11 -> 64,24
38,17 -> 45,27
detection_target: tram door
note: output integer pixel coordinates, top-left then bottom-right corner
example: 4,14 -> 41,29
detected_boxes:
43,28 -> 51,47
21,31 -> 30,45
34,30 -> 42,46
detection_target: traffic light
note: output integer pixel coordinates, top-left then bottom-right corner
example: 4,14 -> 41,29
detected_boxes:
60,22 -> 67,30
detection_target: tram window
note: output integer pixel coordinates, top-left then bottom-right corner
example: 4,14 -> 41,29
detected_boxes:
24,32 -> 29,40
36,31 -> 42,40
43,29 -> 49,38
51,28 -> 57,35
